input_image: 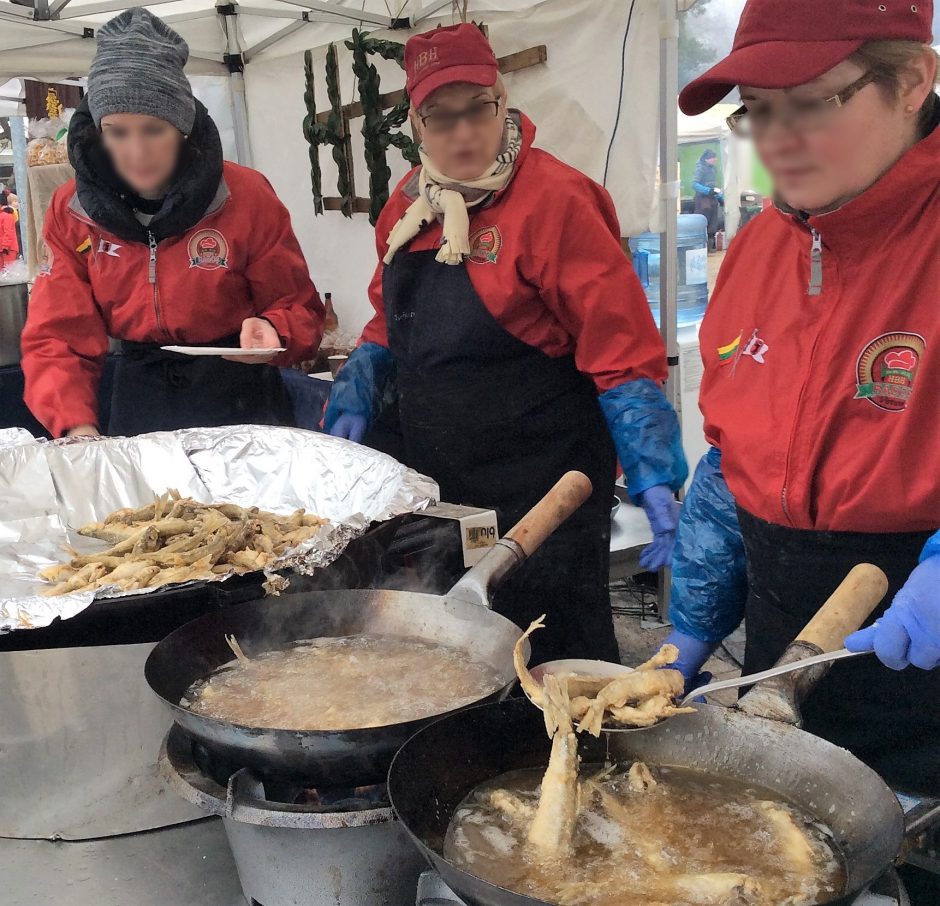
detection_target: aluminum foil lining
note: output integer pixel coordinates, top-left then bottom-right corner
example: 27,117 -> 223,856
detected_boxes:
0,426 -> 439,634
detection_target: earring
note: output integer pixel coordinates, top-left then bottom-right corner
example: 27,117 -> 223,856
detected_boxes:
905,105 -> 915,114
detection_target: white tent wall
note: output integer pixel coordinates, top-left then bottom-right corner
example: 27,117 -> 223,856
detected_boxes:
244,0 -> 662,334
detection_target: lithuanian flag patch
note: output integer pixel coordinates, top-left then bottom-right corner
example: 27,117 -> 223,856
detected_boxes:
76,237 -> 92,255
717,333 -> 742,364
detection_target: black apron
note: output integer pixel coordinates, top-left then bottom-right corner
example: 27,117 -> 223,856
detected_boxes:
384,249 -> 618,665
108,334 -> 293,436
737,508 -> 940,796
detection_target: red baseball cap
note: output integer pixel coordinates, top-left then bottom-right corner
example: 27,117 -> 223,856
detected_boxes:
679,0 -> 934,116
405,23 -> 499,111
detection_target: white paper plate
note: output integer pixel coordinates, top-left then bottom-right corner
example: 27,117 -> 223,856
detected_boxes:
160,345 -> 286,357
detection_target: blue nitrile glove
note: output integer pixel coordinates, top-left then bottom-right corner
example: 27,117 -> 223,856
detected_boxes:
323,342 -> 394,437
638,484 -> 679,571
846,548 -> 940,671
329,413 -> 367,443
598,378 -> 688,506
660,629 -> 718,695
669,447 -> 749,644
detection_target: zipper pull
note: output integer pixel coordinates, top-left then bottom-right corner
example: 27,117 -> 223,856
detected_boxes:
147,231 -> 157,285
808,229 -> 823,296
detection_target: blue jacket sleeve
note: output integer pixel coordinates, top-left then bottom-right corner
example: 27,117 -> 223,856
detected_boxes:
598,378 -> 689,503
323,342 -> 395,432
692,181 -> 712,196
669,446 -> 748,642
921,530 -> 940,563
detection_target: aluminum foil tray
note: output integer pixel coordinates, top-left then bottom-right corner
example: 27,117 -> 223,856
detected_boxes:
0,426 -> 438,633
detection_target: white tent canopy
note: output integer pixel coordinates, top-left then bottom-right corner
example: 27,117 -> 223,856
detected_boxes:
0,0 -> 679,353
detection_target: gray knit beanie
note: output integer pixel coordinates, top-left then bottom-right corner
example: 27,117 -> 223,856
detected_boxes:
88,7 -> 196,135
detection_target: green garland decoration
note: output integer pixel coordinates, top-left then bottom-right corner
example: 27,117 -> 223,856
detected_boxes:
302,44 -> 354,218
346,29 -> 419,224
301,50 -> 323,215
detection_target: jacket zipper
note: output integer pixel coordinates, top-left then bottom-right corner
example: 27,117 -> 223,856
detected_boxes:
808,229 -> 823,296
781,225 -> 834,524
148,230 -> 170,339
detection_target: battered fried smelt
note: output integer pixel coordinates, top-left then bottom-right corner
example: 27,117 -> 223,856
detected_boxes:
217,503 -> 250,521
561,674 -> 621,700
77,522 -> 140,544
607,694 -> 696,728
758,801 -> 818,874
44,496 -> 327,596
487,790 -> 536,825
42,562 -> 108,596
68,527 -> 152,565
664,872 -> 764,904
131,525 -> 161,554
144,558 -> 213,587
513,615 -> 547,708
568,695 -> 593,721
104,502 -> 157,525
636,643 -> 680,671
119,565 -> 160,591
38,563 -> 77,583
627,761 -> 657,792
578,669 -> 685,736
527,674 -> 580,858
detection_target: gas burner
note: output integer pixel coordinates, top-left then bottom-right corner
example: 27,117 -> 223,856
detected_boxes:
159,724 -> 423,906
294,782 -> 389,811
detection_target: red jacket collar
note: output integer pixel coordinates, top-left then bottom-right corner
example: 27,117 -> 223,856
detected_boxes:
775,120 -> 940,258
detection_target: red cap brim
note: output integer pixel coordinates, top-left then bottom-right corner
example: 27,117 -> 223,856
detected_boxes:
409,63 -> 499,111
679,39 -> 865,116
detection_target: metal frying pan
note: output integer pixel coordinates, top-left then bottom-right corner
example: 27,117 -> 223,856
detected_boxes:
388,565 -> 906,906
144,472 -> 592,785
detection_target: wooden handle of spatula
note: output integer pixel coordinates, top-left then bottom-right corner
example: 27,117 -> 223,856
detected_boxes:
796,563 -> 889,652
504,471 -> 593,558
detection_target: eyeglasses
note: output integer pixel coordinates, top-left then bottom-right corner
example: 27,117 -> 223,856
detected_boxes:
419,99 -> 502,134
726,71 -> 877,138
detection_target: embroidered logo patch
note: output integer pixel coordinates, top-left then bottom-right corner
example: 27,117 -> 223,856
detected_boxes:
855,332 -> 925,411
717,332 -> 741,365
467,226 -> 502,265
188,229 -> 229,270
76,237 -> 92,255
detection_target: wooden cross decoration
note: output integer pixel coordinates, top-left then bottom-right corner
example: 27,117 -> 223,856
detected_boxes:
303,25 -> 547,225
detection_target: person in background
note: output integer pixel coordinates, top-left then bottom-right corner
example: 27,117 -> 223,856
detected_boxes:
692,149 -> 723,249
0,206 -> 17,270
659,6 -> 940,895
21,7 -> 323,438
324,24 -> 688,664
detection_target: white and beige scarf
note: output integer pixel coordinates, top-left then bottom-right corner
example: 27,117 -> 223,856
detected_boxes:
384,114 -> 522,266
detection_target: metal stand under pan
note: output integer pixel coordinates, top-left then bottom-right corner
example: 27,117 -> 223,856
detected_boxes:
160,725 -> 424,906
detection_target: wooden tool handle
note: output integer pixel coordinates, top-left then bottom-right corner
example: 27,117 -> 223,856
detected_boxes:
504,471 -> 593,558
795,563 -> 889,652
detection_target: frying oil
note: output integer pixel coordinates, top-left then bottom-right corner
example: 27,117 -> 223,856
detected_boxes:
445,764 -> 845,906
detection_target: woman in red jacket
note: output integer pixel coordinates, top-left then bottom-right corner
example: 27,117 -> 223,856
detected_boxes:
0,206 -> 17,270
21,8 -> 323,438
661,0 -> 940,826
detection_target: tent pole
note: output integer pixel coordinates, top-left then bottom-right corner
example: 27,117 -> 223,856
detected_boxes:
657,0 -> 680,619
658,0 -> 679,409
219,3 -> 253,167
